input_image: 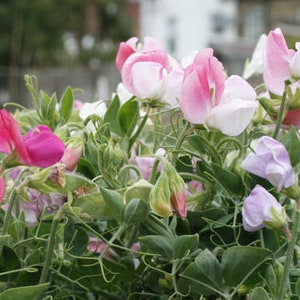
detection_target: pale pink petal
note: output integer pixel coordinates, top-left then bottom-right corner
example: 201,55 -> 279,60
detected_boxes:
131,62 -> 167,99
207,75 -> 257,136
162,67 -> 184,108
179,66 -> 212,124
126,37 -> 139,49
115,39 -> 137,72
263,28 -> 295,95
208,98 -> 258,136
291,43 -> 300,77
121,51 -> 170,96
222,75 -> 257,103
142,36 -> 164,52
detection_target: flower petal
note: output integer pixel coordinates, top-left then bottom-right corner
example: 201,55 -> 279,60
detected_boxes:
0,177 -> 6,202
23,125 -> 66,167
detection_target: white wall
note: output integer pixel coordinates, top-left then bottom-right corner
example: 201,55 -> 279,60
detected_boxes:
139,0 -> 237,61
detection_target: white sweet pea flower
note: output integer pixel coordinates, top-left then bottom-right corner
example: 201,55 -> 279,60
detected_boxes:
79,100 -> 107,120
79,100 -> 107,132
243,34 -> 267,79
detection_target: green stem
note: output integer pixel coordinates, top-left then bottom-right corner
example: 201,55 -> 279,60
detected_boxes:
277,201 -> 300,300
272,83 -> 288,139
39,217 -> 59,284
1,189 -> 17,235
128,105 -> 151,153
171,122 -> 192,166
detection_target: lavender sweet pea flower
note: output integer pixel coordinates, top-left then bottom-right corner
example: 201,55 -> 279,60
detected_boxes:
242,185 -> 285,232
241,136 -> 295,191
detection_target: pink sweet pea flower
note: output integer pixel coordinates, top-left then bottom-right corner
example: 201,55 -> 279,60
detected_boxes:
0,109 -> 66,201
23,125 -> 66,168
1,188 -> 65,226
241,136 -> 295,191
134,148 -> 165,180
0,109 -> 65,168
179,49 -> 258,136
242,185 -> 287,232
116,36 -> 164,72
263,28 -> 296,95
87,237 -> 117,261
0,109 -> 31,165
121,50 -> 184,107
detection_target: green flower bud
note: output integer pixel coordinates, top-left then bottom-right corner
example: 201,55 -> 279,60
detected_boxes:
149,173 -> 172,217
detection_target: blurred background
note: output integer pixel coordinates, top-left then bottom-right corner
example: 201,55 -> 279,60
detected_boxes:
1,0 -> 300,107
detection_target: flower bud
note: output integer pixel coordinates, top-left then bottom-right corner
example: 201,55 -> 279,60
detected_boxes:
169,172 -> 187,218
149,173 -> 173,217
60,141 -> 83,171
164,160 -> 187,217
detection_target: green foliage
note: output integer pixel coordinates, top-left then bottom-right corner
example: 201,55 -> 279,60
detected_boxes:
0,65 -> 299,300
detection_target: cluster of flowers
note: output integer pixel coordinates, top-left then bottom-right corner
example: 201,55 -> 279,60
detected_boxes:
114,28 -> 300,234
0,27 -> 299,298
0,27 -> 299,239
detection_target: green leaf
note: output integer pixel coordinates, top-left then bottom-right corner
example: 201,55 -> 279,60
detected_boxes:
100,187 -> 124,221
0,246 -> 21,281
265,264 -> 278,297
0,283 -> 49,300
65,173 -> 98,193
124,179 -> 153,204
118,97 -> 139,137
221,246 -> 274,286
64,221 -> 89,256
178,249 -> 222,297
0,235 -> 10,255
104,95 -> 123,136
59,86 -> 74,123
40,90 -> 57,125
211,162 -> 244,194
72,192 -> 116,220
249,287 -> 270,300
296,276 -> 300,298
173,234 -> 199,259
187,135 -> 221,165
124,198 -> 149,225
139,235 -> 173,260
175,155 -> 193,176
280,126 -> 300,166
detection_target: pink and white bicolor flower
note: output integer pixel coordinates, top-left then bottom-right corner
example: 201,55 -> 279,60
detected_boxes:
116,36 -> 164,72
179,48 -> 258,136
120,50 -> 184,108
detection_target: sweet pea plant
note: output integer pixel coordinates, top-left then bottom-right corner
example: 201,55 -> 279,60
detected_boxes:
1,28 -> 300,300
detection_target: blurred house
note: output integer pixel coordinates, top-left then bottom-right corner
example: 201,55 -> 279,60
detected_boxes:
212,0 -> 300,74
133,0 -> 300,75
136,0 -> 237,61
